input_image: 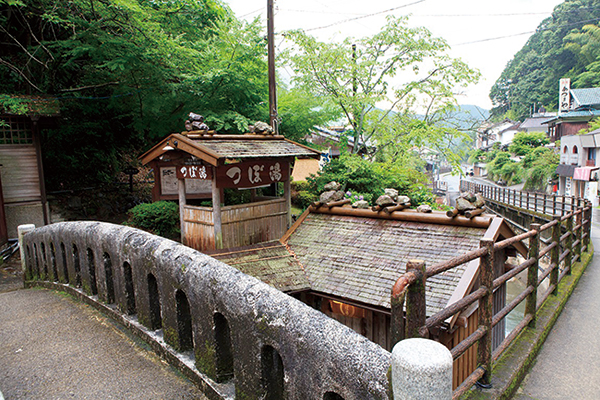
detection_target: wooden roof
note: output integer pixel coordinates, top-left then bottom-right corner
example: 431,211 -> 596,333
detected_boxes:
0,95 -> 60,116
140,133 -> 320,166
210,241 -> 310,292
285,212 -> 486,315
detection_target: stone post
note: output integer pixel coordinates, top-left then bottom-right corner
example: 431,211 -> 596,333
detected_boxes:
391,338 -> 452,400
18,224 -> 35,278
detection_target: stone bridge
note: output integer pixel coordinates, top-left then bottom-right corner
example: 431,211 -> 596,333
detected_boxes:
0,183 -> 597,399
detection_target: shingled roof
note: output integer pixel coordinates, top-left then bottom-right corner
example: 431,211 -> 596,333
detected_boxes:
285,213 -> 485,316
210,241 -> 310,292
140,133 -> 320,166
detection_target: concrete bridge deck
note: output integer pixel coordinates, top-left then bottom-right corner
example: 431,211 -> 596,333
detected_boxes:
0,284 -> 208,399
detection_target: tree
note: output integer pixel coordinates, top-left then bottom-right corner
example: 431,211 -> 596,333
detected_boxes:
0,0 -> 270,188
282,15 -> 479,166
490,0 -> 600,120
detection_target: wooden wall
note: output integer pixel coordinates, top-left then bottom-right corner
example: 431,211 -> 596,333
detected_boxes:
183,198 -> 288,252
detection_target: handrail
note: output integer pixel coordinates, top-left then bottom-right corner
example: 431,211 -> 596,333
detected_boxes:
390,182 -> 593,396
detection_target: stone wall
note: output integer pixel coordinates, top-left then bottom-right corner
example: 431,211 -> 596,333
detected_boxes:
21,221 -> 391,400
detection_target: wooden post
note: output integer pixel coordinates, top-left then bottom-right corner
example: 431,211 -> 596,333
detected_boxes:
267,0 -> 278,133
534,192 -> 538,213
526,223 -> 540,328
584,201 -> 592,252
526,191 -> 530,210
565,212 -> 573,275
576,206 -> 583,261
552,194 -> 556,216
390,282 -> 407,347
284,165 -> 292,228
551,216 -> 560,295
177,178 -> 187,245
478,238 -> 495,387
212,168 -> 223,250
519,190 -> 523,208
405,260 -> 427,339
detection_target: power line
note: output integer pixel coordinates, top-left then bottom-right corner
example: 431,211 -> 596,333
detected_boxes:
304,0 -> 426,32
453,17 -> 600,46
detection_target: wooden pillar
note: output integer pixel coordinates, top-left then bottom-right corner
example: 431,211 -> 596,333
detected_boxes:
565,213 -> 573,275
178,177 -> 186,245
405,260 -> 427,339
551,215 -> 561,295
212,167 -> 223,250
284,173 -> 291,228
478,238 -> 495,387
526,223 -> 540,328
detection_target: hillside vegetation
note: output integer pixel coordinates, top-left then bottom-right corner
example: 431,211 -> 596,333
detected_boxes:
490,0 -> 600,120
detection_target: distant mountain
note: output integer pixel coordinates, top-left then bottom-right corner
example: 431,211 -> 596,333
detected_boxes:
452,105 -> 490,130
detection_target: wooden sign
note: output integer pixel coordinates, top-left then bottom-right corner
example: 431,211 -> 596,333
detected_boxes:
176,164 -> 212,180
160,166 -> 212,196
217,160 -> 289,189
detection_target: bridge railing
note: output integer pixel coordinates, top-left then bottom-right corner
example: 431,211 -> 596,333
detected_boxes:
20,221 -> 390,400
391,186 -> 593,398
460,181 -> 584,216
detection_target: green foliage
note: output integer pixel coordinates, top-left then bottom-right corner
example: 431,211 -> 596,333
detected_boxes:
523,148 -> 559,191
1,0 -> 269,189
277,87 -> 339,143
490,0 -> 600,119
126,201 -> 179,239
306,154 -> 429,204
282,15 -> 479,168
0,94 -> 28,114
508,132 -> 550,156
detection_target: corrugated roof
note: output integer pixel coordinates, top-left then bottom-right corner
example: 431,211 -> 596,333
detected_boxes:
571,88 -> 600,107
197,139 -> 317,159
285,213 -> 485,316
211,241 -> 310,292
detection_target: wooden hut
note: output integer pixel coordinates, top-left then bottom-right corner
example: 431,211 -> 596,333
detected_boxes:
140,132 -> 320,251
210,204 -> 526,389
0,95 -> 59,243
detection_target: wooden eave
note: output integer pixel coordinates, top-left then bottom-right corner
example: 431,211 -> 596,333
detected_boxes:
139,133 -> 221,166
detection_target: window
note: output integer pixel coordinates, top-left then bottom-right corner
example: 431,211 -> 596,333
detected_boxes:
0,117 -> 33,144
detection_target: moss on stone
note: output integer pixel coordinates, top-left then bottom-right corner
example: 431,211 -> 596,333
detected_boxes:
163,326 -> 178,349
195,341 -> 216,379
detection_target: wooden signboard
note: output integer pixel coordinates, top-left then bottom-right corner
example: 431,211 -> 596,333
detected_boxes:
217,160 -> 289,189
176,164 -> 212,180
160,166 -> 212,196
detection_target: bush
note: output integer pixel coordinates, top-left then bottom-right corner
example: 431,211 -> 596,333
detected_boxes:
126,201 -> 180,239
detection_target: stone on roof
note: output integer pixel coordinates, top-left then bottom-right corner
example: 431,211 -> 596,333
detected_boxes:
211,241 -> 310,292
285,213 -> 485,316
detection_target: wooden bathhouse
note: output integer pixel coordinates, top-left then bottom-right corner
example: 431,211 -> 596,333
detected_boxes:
0,95 -> 59,244
210,204 -> 526,389
140,132 -> 320,251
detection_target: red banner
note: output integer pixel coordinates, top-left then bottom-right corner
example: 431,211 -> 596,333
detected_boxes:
216,160 -> 289,189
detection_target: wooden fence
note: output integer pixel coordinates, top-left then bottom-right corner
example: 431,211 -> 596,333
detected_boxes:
390,183 -> 593,398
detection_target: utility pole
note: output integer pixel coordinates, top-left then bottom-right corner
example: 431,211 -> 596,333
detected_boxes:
267,0 -> 278,134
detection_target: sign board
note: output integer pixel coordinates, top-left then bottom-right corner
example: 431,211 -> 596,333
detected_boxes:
565,176 -> 572,196
217,160 -> 289,189
160,166 -> 212,196
176,164 -> 212,180
559,78 -> 571,114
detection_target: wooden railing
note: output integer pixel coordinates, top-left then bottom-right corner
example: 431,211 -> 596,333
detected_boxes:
390,185 -> 593,398
460,181 -> 584,216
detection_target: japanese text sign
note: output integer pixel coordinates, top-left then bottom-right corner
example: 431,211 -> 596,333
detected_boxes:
217,160 -> 289,189
176,165 -> 212,180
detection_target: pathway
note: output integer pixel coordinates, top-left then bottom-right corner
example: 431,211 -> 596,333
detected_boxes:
0,279 -> 208,399
512,211 -> 600,399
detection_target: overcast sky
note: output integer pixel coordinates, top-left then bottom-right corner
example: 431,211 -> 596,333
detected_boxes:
224,0 -> 565,110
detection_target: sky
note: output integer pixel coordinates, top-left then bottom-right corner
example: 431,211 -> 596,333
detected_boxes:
224,0 -> 565,110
